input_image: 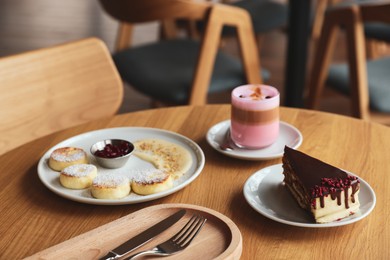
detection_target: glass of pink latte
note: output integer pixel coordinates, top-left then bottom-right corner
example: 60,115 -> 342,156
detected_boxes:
230,84 -> 280,149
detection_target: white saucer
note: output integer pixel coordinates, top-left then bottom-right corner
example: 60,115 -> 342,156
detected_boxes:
206,120 -> 303,160
243,164 -> 376,228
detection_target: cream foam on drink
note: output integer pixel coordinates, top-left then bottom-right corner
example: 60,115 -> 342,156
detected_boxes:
231,85 -> 280,148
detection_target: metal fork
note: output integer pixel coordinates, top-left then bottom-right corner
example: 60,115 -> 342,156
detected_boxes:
126,215 -> 207,259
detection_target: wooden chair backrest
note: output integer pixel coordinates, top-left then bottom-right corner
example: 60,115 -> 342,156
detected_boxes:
306,2 -> 390,122
311,0 -> 390,59
0,38 -> 123,155
100,0 -> 210,23
99,0 -> 262,105
359,2 -> 390,23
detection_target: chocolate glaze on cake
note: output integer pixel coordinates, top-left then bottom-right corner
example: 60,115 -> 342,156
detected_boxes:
282,146 -> 360,223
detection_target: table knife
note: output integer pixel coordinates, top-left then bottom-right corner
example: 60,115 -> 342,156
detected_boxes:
100,209 -> 186,260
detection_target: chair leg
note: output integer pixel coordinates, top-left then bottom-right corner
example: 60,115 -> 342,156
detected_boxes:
366,39 -> 390,60
366,39 -> 379,59
344,7 -> 370,120
189,4 -> 262,105
160,20 -> 178,39
115,23 -> 134,52
306,17 -> 339,110
311,0 -> 329,42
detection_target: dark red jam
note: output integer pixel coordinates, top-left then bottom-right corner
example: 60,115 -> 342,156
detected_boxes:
94,141 -> 132,158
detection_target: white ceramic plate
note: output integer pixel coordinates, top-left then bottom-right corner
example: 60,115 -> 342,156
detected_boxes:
243,164 -> 376,228
206,120 -> 303,160
37,127 -> 205,205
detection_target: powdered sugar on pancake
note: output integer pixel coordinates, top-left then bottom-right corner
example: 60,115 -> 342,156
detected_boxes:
62,164 -> 96,177
92,174 -> 129,188
51,147 -> 86,162
131,169 -> 170,184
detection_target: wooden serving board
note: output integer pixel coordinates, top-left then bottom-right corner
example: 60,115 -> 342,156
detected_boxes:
27,204 -> 242,260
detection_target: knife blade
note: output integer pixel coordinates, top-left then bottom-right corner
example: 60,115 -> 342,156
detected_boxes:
100,209 -> 186,260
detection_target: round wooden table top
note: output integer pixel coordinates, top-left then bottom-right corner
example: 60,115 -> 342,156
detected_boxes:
1,105 -> 389,259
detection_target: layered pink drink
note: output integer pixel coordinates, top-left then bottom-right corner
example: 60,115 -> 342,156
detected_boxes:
231,84 -> 280,149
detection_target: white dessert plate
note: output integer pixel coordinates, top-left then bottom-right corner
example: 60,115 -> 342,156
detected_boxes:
37,127 -> 205,205
206,120 -> 303,160
243,164 -> 376,228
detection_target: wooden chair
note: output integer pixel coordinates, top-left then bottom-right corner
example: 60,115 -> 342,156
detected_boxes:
306,2 -> 390,124
99,0 -> 263,106
311,0 -> 390,58
211,0 -> 288,47
158,0 -> 288,48
364,21 -> 390,59
0,38 -> 124,155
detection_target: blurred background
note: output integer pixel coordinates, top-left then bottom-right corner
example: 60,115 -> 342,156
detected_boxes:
1,0 -> 389,117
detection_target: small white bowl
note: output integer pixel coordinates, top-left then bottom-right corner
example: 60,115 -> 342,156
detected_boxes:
90,139 -> 134,169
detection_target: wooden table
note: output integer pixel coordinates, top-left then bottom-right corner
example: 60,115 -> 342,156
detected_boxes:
1,105 -> 389,259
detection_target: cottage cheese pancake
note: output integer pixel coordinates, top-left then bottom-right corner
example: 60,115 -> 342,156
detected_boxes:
59,164 -> 97,189
49,147 -> 88,171
133,139 -> 192,179
91,174 -> 130,199
131,169 -> 173,195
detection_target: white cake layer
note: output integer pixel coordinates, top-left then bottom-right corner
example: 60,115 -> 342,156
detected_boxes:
312,188 -> 360,223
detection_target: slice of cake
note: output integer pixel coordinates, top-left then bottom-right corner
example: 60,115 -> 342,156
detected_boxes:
282,146 -> 360,223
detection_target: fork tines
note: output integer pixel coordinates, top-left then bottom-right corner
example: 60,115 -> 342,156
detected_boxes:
173,215 -> 207,248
